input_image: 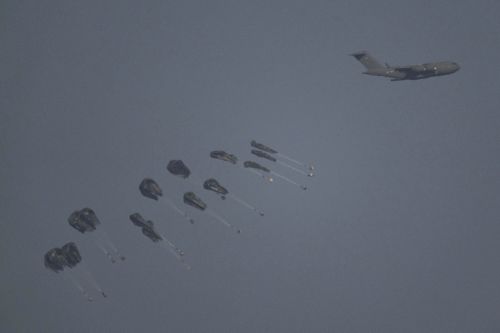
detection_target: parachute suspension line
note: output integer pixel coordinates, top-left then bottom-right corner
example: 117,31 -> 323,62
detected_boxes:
158,234 -> 191,270
246,168 -> 273,183
207,209 -> 241,234
228,193 -> 264,217
77,265 -> 107,298
91,237 -> 116,264
63,270 -> 93,302
95,228 -> 119,254
270,171 -> 308,191
62,271 -> 82,292
102,247 -> 115,264
159,233 -> 185,257
276,153 -> 308,167
236,164 -> 273,182
102,234 -> 125,261
277,160 -> 314,177
163,197 -> 195,224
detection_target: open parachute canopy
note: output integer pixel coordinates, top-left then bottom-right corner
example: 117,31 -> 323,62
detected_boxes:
44,248 -> 67,272
183,192 -> 207,211
139,178 -> 163,200
203,178 -> 229,198
129,213 -> 162,242
62,242 -> 82,268
251,149 -> 277,162
250,140 -> 278,154
129,213 -> 154,229
68,208 -> 125,264
68,208 -> 101,233
243,160 -> 270,173
44,242 -> 82,273
141,226 -> 162,242
209,151 -> 238,164
167,160 -> 191,178
44,242 -> 108,301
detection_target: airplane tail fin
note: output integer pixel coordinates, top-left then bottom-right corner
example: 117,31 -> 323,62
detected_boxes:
350,51 -> 386,70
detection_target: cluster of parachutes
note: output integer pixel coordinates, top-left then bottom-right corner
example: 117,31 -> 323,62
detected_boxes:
44,140 -> 313,301
132,140 -> 314,266
43,209 -> 126,301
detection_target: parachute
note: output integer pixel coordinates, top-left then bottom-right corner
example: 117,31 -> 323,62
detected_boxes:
44,242 -> 106,301
209,151 -> 268,182
139,178 -> 195,224
167,160 -> 191,178
129,213 -> 190,269
244,161 -> 307,190
203,178 -> 228,199
68,207 -> 100,233
183,192 -> 241,233
243,161 -> 271,173
130,212 -> 152,228
202,178 -> 264,216
251,149 -> 277,162
166,161 -> 244,231
139,178 -> 163,201
68,208 -> 125,263
242,160 -> 274,182
142,227 -> 162,242
209,149 -> 307,191
250,140 -> 315,172
44,248 -> 68,273
129,213 -> 161,242
183,192 -> 207,211
62,242 -> 82,268
209,151 -> 238,164
250,140 -> 278,154
251,149 -> 313,177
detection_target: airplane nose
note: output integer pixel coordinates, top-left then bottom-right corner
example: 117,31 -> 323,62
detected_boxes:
453,63 -> 460,72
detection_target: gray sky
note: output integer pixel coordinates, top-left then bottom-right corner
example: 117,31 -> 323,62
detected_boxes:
1,1 -> 500,332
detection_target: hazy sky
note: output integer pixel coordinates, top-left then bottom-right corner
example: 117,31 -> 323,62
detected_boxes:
1,1 -> 500,332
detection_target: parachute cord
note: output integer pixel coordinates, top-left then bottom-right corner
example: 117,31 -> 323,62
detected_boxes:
277,160 -> 313,177
163,197 -> 195,224
77,265 -> 106,297
158,236 -> 191,270
228,193 -> 264,216
246,168 -> 273,182
270,171 -> 307,190
63,270 -> 93,302
207,209 -> 241,234
96,228 -> 119,253
92,238 -> 116,263
276,153 -> 307,167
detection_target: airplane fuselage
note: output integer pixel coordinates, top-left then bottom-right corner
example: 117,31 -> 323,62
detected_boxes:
351,52 -> 460,81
